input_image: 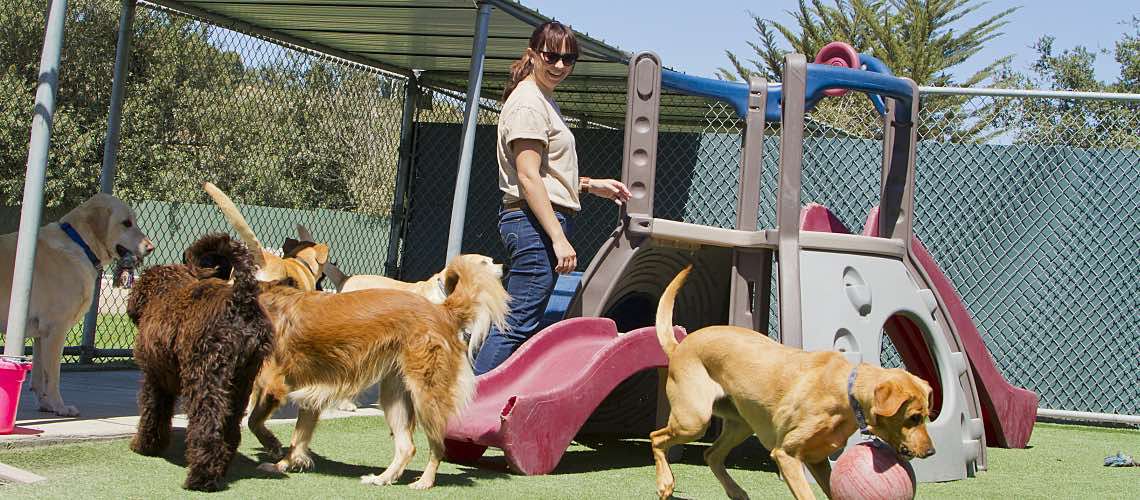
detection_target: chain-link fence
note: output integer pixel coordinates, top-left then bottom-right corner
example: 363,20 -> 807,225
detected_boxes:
2,0 -> 407,363
2,0 -> 1135,416
401,82 -> 1137,416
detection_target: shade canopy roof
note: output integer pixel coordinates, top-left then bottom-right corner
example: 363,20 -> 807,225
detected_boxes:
146,0 -> 724,127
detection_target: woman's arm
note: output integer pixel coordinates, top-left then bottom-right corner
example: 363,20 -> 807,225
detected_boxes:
513,138 -> 577,273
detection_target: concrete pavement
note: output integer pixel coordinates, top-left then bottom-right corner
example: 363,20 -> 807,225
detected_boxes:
2,368 -> 381,448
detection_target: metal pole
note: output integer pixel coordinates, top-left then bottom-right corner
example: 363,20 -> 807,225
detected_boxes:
1036,408 -> 1140,426
79,0 -> 135,364
4,0 -> 69,359
100,0 -> 135,194
445,1 -> 492,261
384,74 -> 420,278
919,85 -> 1140,101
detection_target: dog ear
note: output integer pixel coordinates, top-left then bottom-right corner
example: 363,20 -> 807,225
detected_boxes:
443,268 -> 460,295
873,380 -> 910,417
77,202 -> 113,247
281,237 -> 304,257
312,243 -> 330,264
296,224 -> 314,242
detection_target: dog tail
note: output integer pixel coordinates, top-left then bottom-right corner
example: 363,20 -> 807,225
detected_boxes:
203,182 -> 265,267
322,261 -> 351,292
183,233 -> 260,304
656,264 -> 692,357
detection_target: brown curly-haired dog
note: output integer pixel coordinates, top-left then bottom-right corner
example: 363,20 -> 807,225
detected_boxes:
127,233 -> 275,492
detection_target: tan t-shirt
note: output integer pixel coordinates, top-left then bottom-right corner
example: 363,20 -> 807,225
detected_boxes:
497,80 -> 580,211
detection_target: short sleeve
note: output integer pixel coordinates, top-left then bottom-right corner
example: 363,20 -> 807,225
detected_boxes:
503,105 -> 549,149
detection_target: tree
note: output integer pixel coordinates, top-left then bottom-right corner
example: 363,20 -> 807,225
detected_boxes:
720,0 -> 1016,86
1000,17 -> 1140,148
1,0 -> 404,213
717,0 -> 1018,142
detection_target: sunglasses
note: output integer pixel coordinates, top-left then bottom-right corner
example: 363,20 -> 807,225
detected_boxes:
538,51 -> 578,66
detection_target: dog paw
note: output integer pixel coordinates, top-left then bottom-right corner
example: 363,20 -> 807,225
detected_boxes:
276,454 -> 313,473
336,400 -> 358,412
360,473 -> 396,486
725,486 -> 750,500
408,477 -> 434,490
264,446 -> 285,461
130,440 -> 163,457
42,403 -> 79,417
183,476 -> 223,492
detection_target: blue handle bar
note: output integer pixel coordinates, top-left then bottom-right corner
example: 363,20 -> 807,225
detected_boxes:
660,54 -> 910,123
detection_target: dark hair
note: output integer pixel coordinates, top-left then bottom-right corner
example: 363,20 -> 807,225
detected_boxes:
502,21 -> 579,101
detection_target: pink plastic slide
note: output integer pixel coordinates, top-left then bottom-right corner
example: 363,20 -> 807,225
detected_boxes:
444,317 -> 686,475
800,204 -> 1037,448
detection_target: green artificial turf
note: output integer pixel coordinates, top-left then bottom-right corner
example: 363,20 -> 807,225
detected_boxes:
2,314 -> 137,355
63,313 -> 137,350
1,419 -> 1136,499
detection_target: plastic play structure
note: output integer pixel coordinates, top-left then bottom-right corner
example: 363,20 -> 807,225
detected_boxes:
444,43 -> 1037,481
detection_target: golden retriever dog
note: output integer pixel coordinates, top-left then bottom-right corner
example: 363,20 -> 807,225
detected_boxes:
246,254 -> 509,490
652,265 -> 935,500
203,182 -> 328,291
333,254 -> 504,357
0,193 -> 154,416
320,254 -> 505,412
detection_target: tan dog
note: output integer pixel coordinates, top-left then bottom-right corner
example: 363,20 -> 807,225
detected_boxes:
323,255 -> 505,412
203,182 -> 328,291
652,265 -> 935,500
245,254 -> 510,490
1,193 -> 154,416
335,255 -> 504,356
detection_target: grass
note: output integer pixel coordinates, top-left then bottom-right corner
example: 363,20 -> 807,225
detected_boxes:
62,313 -> 137,350
1,419 -> 1136,499
1,314 -> 137,360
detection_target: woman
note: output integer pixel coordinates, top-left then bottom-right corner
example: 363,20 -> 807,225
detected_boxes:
472,21 -> 631,375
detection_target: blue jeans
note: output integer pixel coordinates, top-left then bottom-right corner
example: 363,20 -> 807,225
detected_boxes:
472,208 -> 573,375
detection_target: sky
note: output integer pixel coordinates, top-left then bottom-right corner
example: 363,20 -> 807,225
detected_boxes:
523,0 -> 1136,83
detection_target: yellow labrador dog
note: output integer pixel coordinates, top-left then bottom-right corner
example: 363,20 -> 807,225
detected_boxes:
1,194 -> 153,416
652,265 -> 935,500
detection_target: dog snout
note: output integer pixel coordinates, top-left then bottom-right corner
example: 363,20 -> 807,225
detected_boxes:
141,239 -> 155,255
920,447 -> 935,458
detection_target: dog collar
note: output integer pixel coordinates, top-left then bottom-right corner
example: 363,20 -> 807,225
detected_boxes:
60,222 -> 102,268
848,365 -> 893,450
848,366 -> 871,435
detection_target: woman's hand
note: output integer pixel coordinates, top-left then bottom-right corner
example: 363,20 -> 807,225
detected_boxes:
586,178 -> 632,205
552,237 -> 577,274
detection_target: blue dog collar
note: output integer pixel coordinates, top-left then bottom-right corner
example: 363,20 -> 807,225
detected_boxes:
60,222 -> 102,268
848,365 -> 892,450
848,366 -> 871,435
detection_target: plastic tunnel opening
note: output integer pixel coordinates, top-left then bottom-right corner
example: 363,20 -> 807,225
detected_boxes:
883,313 -> 945,419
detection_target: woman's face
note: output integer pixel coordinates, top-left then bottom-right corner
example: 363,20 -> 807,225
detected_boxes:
527,39 -> 576,92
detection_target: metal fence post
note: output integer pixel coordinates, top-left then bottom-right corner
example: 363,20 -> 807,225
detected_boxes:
445,1 -> 492,261
384,73 -> 420,278
3,0 -> 69,359
79,0 -> 136,364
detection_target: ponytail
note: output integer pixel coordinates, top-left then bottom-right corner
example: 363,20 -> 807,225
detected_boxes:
502,56 -> 533,101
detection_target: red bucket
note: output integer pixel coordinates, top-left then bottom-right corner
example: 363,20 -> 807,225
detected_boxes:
0,357 -> 32,434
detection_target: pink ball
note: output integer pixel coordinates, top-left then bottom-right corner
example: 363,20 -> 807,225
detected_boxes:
830,442 -> 916,500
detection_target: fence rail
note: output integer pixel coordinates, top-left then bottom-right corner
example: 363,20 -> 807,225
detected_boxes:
1,0 -> 1135,418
